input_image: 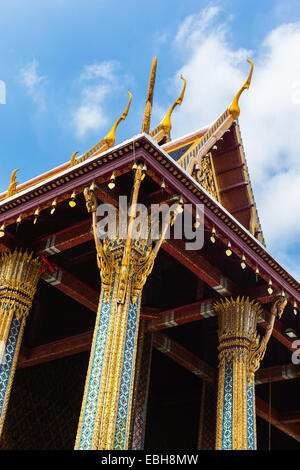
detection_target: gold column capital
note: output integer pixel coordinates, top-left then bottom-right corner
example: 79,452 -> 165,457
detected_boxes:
0,248 -> 41,319
214,296 -> 263,365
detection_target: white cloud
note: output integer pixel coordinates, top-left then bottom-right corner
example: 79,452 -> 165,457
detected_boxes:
168,6 -> 300,269
73,61 -> 119,138
175,6 -> 221,47
73,102 -> 108,139
79,61 -> 119,83
20,59 -> 46,107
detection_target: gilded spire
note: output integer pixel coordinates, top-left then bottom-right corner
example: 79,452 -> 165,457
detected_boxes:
142,57 -> 157,133
104,90 -> 132,148
160,75 -> 186,134
229,58 -> 253,120
7,169 -> 19,198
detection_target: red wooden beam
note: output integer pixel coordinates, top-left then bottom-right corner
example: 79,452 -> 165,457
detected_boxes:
147,298 -> 215,332
41,262 -> 100,312
215,162 -> 245,176
34,218 -> 93,255
247,284 -> 281,304
231,203 -> 255,215
219,181 -> 249,194
279,410 -> 300,424
0,230 -> 23,252
256,396 -> 300,443
162,238 -> 237,296
255,363 -> 300,385
153,331 -> 216,383
18,330 -> 93,369
41,260 -> 158,319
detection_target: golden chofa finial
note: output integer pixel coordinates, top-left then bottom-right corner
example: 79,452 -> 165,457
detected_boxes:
7,169 -> 19,198
69,151 -> 79,168
142,57 -> 157,134
160,75 -> 186,134
104,90 -> 132,148
229,58 -> 253,120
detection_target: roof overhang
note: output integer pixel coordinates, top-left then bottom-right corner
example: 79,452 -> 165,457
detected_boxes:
0,132 -> 299,302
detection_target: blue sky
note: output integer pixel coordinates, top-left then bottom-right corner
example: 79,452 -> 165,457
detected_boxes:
0,0 -> 300,281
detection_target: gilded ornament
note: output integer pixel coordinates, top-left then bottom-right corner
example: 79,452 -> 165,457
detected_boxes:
150,75 -> 186,143
142,57 -> 157,134
229,58 -> 253,120
248,295 -> 287,382
69,151 -> 79,167
7,169 -> 19,198
104,91 -> 132,149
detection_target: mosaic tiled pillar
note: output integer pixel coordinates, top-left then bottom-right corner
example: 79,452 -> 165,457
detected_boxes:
0,249 -> 41,436
129,322 -> 153,450
214,296 -> 287,450
75,164 -> 178,450
75,268 -> 144,450
213,296 -> 263,450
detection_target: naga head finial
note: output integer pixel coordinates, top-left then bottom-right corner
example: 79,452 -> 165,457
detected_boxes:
229,58 -> 253,120
271,295 -> 288,319
69,151 -> 79,167
104,90 -> 132,148
7,169 -> 19,198
160,75 -> 186,134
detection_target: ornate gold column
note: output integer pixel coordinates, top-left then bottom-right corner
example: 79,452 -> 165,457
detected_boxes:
214,296 -> 286,450
0,249 -> 41,436
75,164 -> 180,450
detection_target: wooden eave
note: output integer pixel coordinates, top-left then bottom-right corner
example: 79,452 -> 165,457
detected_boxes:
163,120 -> 264,244
0,132 -> 299,302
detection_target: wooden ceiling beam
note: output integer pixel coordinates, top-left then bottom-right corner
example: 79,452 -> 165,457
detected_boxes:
147,298 -> 216,332
34,218 -> 93,255
256,396 -> 300,443
41,261 -> 99,312
255,363 -> 300,385
279,410 -> 300,424
18,330 -> 93,369
162,238 -> 237,296
18,328 -> 216,384
153,331 -> 216,383
41,259 -> 158,319
247,284 -> 283,304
